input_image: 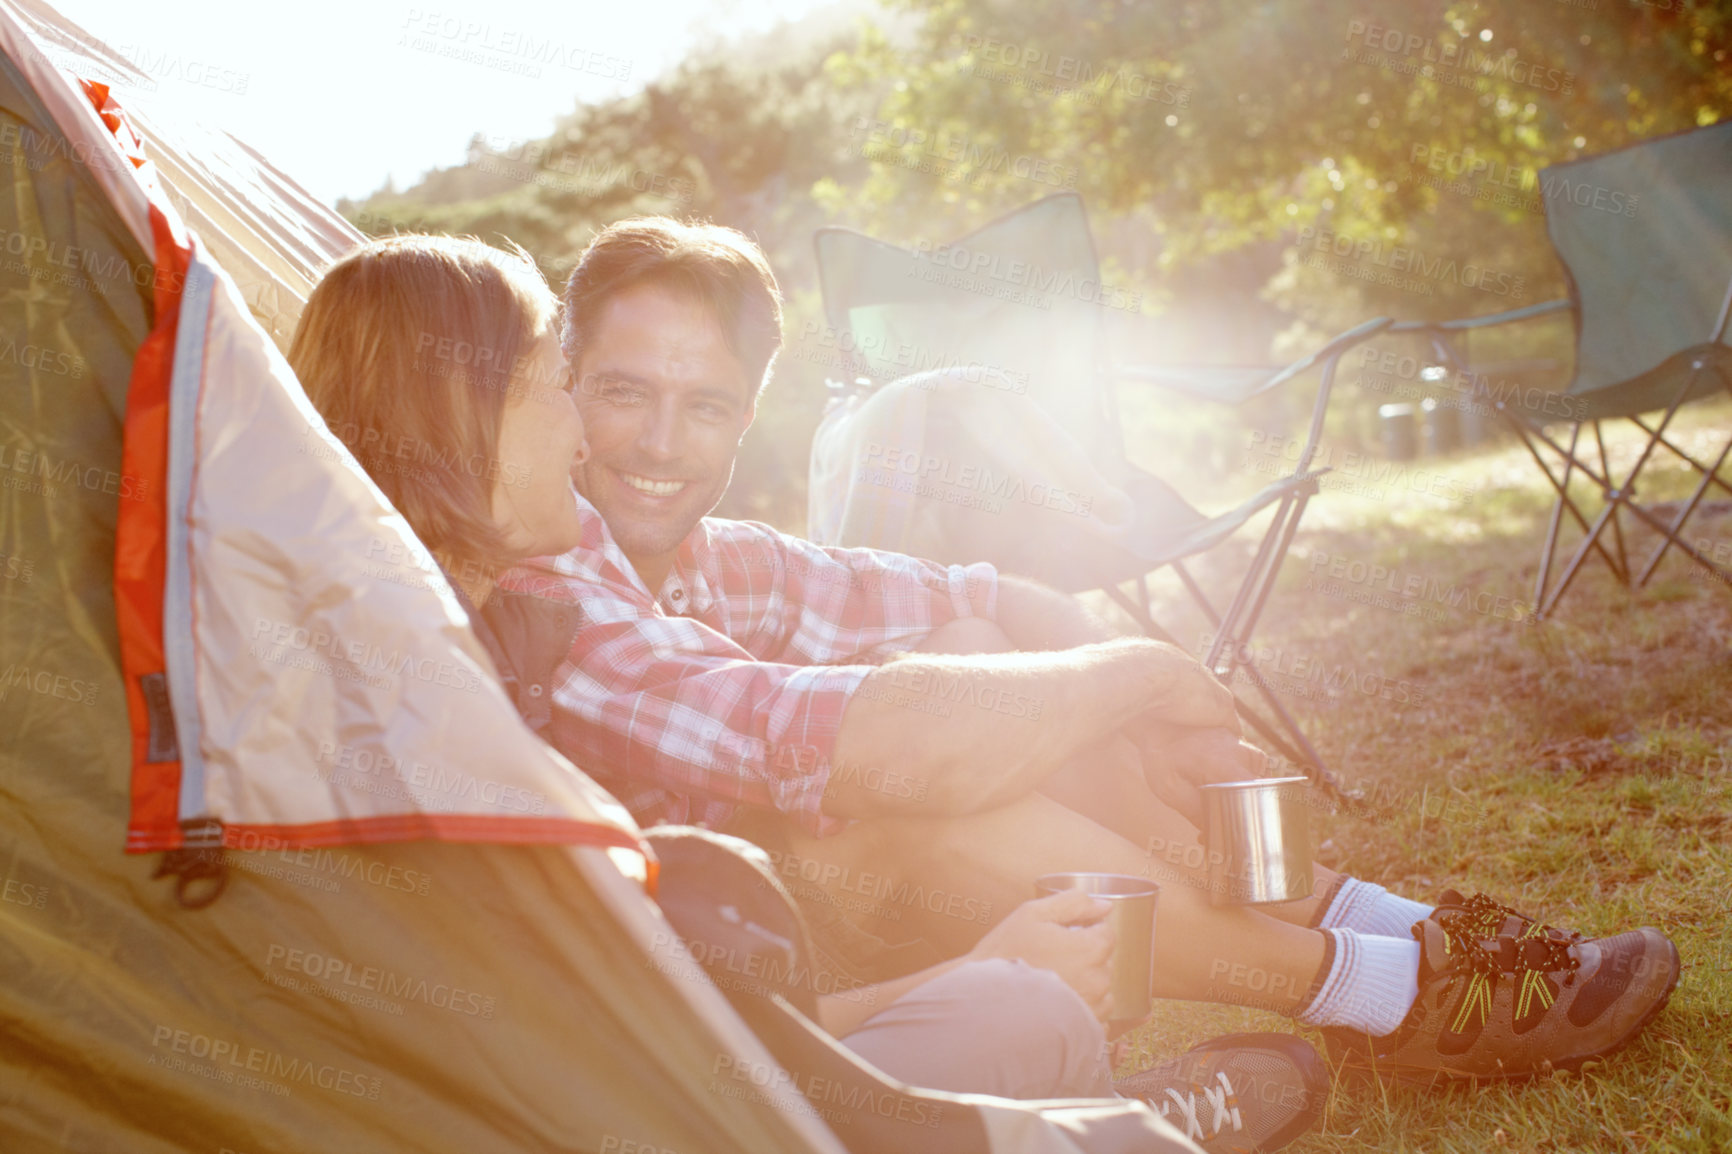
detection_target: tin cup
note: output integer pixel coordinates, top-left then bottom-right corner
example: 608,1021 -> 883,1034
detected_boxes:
1200,777 -> 1315,907
1033,872 -> 1158,1022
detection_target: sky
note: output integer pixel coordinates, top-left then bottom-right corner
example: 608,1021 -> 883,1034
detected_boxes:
48,0 -> 837,205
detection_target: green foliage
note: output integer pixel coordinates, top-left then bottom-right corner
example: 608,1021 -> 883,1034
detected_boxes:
341,1 -> 1731,529
836,0 -> 1730,333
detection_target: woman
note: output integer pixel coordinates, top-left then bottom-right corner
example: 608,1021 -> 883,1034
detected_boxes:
289,234 -> 1323,1151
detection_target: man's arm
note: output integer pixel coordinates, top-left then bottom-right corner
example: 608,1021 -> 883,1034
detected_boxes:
716,524 -> 998,664
824,636 -> 1238,819
989,575 -> 1116,651
990,575 -> 1268,824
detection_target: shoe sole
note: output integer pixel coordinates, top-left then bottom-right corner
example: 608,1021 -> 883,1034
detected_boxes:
1333,937 -> 1682,1088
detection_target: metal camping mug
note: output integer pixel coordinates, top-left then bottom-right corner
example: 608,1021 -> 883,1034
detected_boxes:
1200,777 -> 1315,907
1033,872 -> 1159,1021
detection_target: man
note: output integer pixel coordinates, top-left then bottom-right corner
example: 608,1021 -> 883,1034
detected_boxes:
502,216 -> 1678,1085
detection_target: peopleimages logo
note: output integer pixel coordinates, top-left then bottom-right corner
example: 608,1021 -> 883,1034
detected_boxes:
1295,226 -> 1526,299
1199,631 -> 1426,706
850,118 -> 1079,189
149,1024 -> 382,1100
955,32 -> 1190,107
647,929 -> 877,1004
1243,429 -> 1479,506
264,943 -> 498,1019
249,616 -> 487,694
861,442 -> 1096,518
765,849 -> 996,926
0,222 -> 184,296
1305,549 -> 1537,626
907,238 -> 1142,313
315,740 -> 550,816
469,135 -> 694,205
0,441 -> 151,503
791,320 -> 1032,394
1354,344 -> 1588,422
1342,21 -> 1575,95
1408,145 -> 1639,219
711,1052 -> 944,1129
0,663 -> 99,708
398,9 -> 632,80
0,338 -> 85,378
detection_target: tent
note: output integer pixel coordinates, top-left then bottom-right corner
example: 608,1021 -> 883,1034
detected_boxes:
0,2 -> 1200,1150
0,1 -> 857,1149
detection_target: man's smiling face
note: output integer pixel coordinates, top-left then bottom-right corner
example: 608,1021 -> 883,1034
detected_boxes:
570,281 -> 757,586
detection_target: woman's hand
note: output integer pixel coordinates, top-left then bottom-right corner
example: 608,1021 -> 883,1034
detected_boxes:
966,891 -> 1116,1020
1130,720 -> 1268,828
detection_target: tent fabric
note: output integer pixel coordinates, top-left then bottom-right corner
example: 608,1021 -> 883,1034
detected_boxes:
0,3 -> 648,860
0,5 -> 1205,1151
1542,119 -> 1732,419
7,0 -> 349,351
0,6 -> 847,1151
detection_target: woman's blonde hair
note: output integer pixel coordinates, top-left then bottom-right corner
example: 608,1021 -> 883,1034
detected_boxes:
290,234 -> 559,569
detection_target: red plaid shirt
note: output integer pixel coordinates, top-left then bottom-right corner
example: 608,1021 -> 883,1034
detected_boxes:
502,501 -> 998,837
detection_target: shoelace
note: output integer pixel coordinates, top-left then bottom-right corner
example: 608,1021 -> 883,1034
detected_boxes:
1453,892 -> 1580,944
1159,1071 -> 1243,1141
1436,905 -> 1581,979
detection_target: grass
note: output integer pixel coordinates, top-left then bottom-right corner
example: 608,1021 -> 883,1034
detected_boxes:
1105,399 -> 1732,1153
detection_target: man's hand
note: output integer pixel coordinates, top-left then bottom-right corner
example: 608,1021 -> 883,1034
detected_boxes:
966,890 -> 1116,1020
1128,640 -> 1241,731
1130,720 -> 1269,828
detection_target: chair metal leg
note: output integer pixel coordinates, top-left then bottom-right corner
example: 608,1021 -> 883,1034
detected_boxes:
1108,536 -> 1353,807
1637,431 -> 1732,585
1540,501 -> 1621,618
1171,561 -> 1222,629
1593,421 -> 1631,585
1229,665 -> 1358,807
1512,417 -> 1636,575
1533,423 -> 1579,611
1536,371 -> 1732,591
1202,496 -> 1295,675
1501,412 -> 1627,616
1627,417 -> 1732,503
1565,370 -> 1709,593
1628,364 -> 1732,585
1230,489 -> 1315,652
1594,487 -> 1732,588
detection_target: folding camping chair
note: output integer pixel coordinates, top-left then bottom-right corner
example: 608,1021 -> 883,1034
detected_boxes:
1374,120 -> 1732,618
811,193 -> 1396,800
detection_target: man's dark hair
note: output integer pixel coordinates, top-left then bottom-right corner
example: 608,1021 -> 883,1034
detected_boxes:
561,217 -> 783,401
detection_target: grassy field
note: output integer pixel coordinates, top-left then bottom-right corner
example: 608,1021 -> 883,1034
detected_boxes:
1108,398 -> 1732,1154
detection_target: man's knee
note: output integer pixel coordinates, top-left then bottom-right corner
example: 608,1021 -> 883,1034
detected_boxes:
914,616 -> 1015,656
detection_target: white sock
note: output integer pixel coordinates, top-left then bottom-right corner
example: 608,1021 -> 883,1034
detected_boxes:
1296,928 -> 1421,1038
1318,877 -> 1433,940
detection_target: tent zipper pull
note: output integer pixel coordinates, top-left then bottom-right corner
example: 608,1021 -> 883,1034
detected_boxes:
152,818 -> 229,910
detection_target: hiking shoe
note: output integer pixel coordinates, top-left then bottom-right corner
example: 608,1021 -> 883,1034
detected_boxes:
1114,1033 -> 1328,1153
1326,898 -> 1680,1084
